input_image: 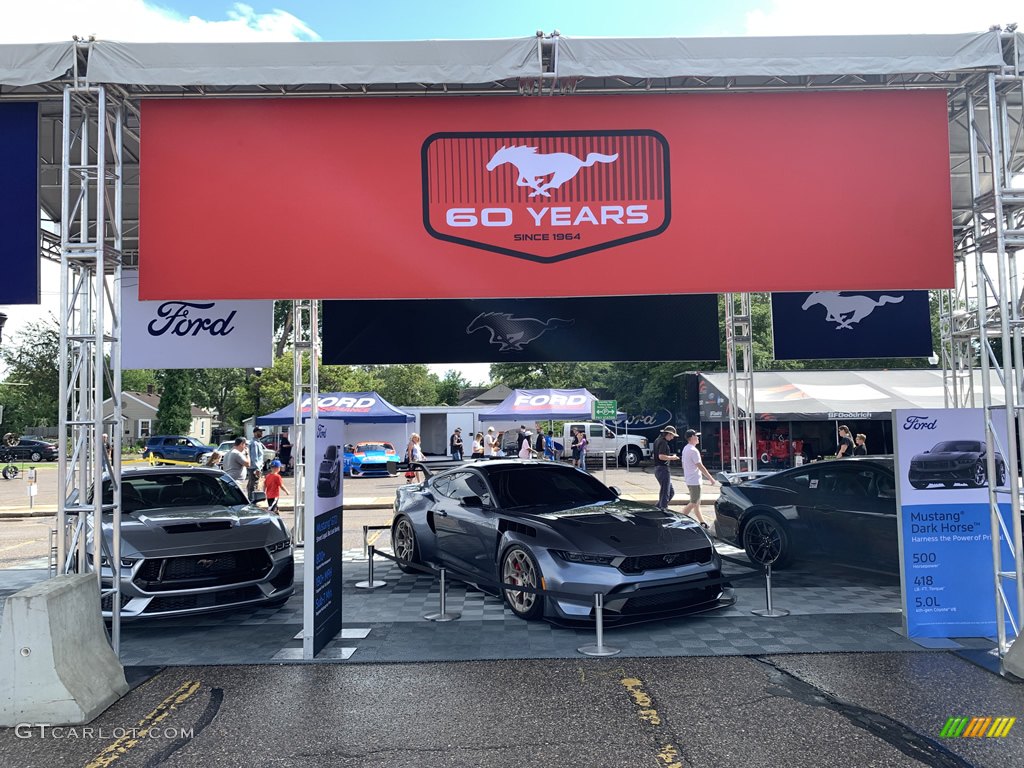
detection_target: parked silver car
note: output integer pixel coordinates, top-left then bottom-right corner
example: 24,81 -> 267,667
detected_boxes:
85,466 -> 294,619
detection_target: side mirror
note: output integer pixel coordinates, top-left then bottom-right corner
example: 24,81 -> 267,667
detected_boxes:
460,495 -> 485,508
608,485 -> 622,497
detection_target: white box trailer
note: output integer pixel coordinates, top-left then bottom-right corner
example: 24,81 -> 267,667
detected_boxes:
402,407 -> 519,456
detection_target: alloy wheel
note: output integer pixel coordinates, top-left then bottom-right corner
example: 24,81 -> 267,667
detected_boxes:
393,518 -> 415,563
744,517 -> 785,565
502,548 -> 538,616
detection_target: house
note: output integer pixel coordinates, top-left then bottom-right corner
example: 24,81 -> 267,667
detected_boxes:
103,390 -> 215,445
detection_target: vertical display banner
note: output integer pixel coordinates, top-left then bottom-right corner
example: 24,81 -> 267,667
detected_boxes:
303,419 -> 345,659
893,408 -> 1017,637
121,273 -> 273,369
771,290 -> 933,360
0,102 -> 40,304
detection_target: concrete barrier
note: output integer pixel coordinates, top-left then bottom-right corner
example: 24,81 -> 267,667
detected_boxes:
0,574 -> 129,725
1004,635 -> 1024,680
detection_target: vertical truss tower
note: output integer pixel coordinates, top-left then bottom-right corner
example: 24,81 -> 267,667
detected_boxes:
290,299 -> 319,547
57,65 -> 125,650
724,293 -> 756,473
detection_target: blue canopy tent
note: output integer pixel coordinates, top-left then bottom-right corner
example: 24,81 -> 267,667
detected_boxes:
478,388 -> 623,421
255,392 -> 415,425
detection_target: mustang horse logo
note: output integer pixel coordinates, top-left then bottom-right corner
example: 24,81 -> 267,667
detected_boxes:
485,145 -> 619,198
467,313 -> 575,352
801,291 -> 904,330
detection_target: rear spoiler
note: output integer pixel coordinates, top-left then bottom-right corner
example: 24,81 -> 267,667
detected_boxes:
715,469 -> 777,486
405,459 -> 477,480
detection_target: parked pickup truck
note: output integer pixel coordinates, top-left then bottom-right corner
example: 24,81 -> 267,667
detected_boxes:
562,422 -> 651,467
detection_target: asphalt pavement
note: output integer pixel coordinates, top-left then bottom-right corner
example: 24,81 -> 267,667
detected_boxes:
1,653 -> 1021,767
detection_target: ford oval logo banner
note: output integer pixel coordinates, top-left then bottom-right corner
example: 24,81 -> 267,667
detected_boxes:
138,92 -> 952,300
422,131 -> 669,263
121,274 -> 273,369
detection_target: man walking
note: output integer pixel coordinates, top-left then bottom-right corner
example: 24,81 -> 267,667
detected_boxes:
681,429 -> 716,529
450,427 -> 464,461
247,427 -> 266,500
223,437 -> 250,488
653,426 -> 680,510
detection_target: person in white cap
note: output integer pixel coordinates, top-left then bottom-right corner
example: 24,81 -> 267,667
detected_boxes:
681,429 -> 716,528
485,426 -> 498,458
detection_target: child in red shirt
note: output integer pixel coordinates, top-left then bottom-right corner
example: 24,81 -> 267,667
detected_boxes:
263,460 -> 288,514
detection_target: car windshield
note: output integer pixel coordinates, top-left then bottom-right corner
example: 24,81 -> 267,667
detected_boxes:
485,465 -> 616,509
932,441 -> 982,453
101,473 -> 249,512
357,443 -> 391,453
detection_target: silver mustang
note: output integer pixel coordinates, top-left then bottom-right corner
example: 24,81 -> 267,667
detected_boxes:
391,460 -> 730,621
85,466 -> 294,619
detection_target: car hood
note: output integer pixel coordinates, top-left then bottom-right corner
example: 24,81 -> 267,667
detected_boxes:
912,451 -> 981,461
99,505 -> 286,558
516,499 -> 710,557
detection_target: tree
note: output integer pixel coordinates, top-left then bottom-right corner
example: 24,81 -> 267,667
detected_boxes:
369,365 -> 439,406
155,369 -> 193,435
435,369 -> 471,406
0,316 -> 61,432
122,368 -> 158,393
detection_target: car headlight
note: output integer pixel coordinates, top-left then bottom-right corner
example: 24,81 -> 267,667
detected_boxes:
552,550 -> 617,566
99,556 -> 137,567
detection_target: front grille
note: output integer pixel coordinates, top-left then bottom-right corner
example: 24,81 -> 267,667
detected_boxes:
134,549 -> 272,592
916,460 -> 955,470
143,585 -> 263,613
618,546 -> 713,574
619,583 -> 721,614
100,592 -> 132,611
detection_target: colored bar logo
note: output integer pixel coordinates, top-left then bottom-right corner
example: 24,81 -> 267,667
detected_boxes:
940,716 -> 1016,738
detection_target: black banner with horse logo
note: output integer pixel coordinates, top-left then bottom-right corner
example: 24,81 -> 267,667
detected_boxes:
771,290 -> 933,360
323,295 -> 720,364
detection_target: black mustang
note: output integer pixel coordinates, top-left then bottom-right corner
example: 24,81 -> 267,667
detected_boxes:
908,440 -> 1006,490
714,458 -> 899,571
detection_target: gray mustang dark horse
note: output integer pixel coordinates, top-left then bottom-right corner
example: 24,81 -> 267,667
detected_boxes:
466,312 -> 574,352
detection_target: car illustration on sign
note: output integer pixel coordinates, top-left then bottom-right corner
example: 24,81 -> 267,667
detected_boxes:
422,130 -> 671,264
908,439 -> 1006,489
317,444 -> 342,497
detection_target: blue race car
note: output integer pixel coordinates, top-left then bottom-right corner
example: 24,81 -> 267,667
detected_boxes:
344,441 -> 400,477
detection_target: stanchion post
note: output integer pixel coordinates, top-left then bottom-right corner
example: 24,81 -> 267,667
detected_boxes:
750,562 -> 789,617
355,545 -> 386,589
359,524 -> 370,561
424,567 -> 461,622
578,592 -> 621,656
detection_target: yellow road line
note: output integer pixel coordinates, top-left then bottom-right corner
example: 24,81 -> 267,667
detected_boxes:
0,540 -> 36,553
619,676 -> 684,768
367,529 -> 383,546
85,680 -> 201,768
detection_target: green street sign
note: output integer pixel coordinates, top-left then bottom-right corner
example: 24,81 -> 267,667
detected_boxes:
593,400 -> 617,420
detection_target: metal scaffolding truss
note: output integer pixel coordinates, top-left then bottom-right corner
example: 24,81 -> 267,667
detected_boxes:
942,34 -> 1024,654
56,80 -> 125,651
290,300 -> 319,547
724,293 -> 756,474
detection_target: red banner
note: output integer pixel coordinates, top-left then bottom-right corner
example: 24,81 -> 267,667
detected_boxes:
139,92 -> 952,299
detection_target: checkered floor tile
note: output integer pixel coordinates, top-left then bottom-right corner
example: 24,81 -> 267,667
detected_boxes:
0,544 -> 987,666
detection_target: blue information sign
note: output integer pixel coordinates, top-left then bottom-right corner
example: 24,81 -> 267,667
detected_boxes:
894,408 -> 1017,637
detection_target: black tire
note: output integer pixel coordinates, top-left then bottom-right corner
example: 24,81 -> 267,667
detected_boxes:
742,513 -> 792,568
2,465 -> 18,480
500,545 -> 545,620
619,447 -> 642,467
997,463 -> 1007,486
152,452 -> 165,466
29,451 -> 42,462
910,481 -> 929,490
971,461 -> 987,488
392,516 -> 419,574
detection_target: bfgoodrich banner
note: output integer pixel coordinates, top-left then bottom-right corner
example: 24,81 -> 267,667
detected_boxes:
772,291 -> 933,360
323,295 -> 719,364
121,274 -> 273,369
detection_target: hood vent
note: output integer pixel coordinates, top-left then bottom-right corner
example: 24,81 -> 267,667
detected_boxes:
163,521 -> 233,534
